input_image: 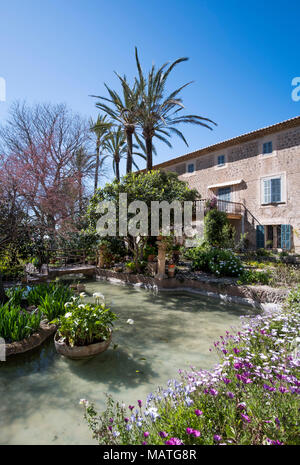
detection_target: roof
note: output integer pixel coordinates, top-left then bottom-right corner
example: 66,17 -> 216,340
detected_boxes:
152,115 -> 300,170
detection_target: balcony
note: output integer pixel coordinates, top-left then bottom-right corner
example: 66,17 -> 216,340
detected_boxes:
194,199 -> 243,219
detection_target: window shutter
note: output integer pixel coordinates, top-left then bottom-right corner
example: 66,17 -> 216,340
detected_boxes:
263,179 -> 271,203
256,225 -> 265,248
281,225 -> 292,250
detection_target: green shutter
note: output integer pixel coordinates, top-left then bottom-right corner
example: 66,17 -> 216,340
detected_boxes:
256,225 -> 265,248
281,225 -> 292,250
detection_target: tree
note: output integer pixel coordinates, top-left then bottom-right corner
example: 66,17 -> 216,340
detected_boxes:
90,114 -> 111,192
91,77 -> 140,174
134,48 -> 217,170
103,127 -> 146,181
0,102 -> 89,240
87,170 -> 199,270
71,147 -> 95,214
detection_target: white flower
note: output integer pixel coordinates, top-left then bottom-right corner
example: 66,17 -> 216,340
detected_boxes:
78,304 -> 85,309
79,292 -> 86,299
64,302 -> 72,308
79,398 -> 89,406
65,312 -> 72,318
127,319 -> 134,325
93,292 -> 105,300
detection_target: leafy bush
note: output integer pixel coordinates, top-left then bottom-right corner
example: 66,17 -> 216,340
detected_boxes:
53,297 -> 117,347
237,269 -> 273,285
0,303 -> 42,342
184,246 -> 243,277
0,263 -> 25,281
82,291 -> 300,445
204,209 -> 233,247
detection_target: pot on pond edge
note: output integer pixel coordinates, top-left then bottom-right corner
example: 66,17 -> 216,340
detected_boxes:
54,330 -> 112,360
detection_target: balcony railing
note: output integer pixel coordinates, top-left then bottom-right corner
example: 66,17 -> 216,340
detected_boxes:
194,199 -> 243,216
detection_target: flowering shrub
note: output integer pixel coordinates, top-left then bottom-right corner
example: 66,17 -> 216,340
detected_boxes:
82,288 -> 300,445
185,246 -> 243,277
53,294 -> 117,347
237,269 -> 272,286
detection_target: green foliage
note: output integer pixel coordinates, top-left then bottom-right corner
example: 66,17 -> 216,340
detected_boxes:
237,269 -> 272,285
184,246 -> 243,277
53,298 -> 118,347
38,284 -> 73,321
5,286 -> 24,306
204,209 -> 230,247
0,303 -> 42,342
0,262 -> 25,281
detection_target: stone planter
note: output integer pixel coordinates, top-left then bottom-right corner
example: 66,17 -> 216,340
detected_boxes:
54,330 -> 112,360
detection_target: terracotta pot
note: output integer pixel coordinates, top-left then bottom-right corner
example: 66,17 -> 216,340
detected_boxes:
54,331 -> 112,360
168,265 -> 176,278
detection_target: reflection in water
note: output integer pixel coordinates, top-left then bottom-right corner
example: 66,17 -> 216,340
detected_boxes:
0,280 -> 256,444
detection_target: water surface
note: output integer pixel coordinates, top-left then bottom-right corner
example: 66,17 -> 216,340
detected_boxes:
0,280 -> 254,444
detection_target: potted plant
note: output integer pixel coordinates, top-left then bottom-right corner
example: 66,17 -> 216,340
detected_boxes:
168,263 -> 176,278
53,295 -> 117,359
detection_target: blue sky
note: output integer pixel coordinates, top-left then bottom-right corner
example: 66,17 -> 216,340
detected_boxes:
0,0 -> 299,177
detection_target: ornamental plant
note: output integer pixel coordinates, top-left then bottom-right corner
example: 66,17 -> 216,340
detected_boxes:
0,302 -> 42,342
184,246 -> 243,277
82,287 -> 300,445
53,296 -> 118,347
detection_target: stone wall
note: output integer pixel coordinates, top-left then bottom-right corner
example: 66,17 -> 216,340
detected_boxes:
165,126 -> 300,252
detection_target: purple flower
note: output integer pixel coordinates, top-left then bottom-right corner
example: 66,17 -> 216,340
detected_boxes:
186,427 -> 194,435
192,429 -> 201,437
241,413 -> 251,423
227,391 -> 235,399
223,377 -> 231,385
138,400 -> 142,408
237,402 -> 246,411
128,405 -> 135,411
142,441 -> 147,445
214,434 -> 222,442
143,431 -> 149,438
159,431 -> 168,438
279,386 -> 289,393
209,388 -> 218,396
124,417 -> 129,423
275,417 -> 280,427
109,417 -> 114,423
194,409 -> 203,416
165,437 -> 184,445
233,348 -> 240,354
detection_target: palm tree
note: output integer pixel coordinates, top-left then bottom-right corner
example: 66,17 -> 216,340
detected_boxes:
134,47 -> 217,170
90,115 -> 111,192
103,128 -> 147,181
91,77 -> 140,174
103,127 -> 127,182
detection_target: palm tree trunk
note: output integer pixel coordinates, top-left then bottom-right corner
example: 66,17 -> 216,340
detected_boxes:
146,136 -> 153,171
115,156 -> 120,181
94,140 -> 100,193
126,130 -> 133,174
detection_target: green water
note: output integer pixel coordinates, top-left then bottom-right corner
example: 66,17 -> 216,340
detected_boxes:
0,279 -> 255,444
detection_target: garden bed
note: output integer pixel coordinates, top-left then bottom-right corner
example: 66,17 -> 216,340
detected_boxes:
96,268 -> 288,307
5,321 -> 56,357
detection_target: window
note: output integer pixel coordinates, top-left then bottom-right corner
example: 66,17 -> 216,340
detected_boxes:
217,154 -> 225,166
263,141 -> 273,154
187,163 -> 195,173
217,186 -> 231,202
263,177 -> 281,204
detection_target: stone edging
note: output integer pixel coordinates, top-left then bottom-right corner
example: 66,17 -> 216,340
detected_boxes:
96,269 -> 288,309
5,322 -> 57,357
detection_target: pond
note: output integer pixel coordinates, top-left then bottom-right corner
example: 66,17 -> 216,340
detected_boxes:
0,279 -> 256,444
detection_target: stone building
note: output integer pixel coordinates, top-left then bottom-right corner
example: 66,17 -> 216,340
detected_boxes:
153,116 -> 300,252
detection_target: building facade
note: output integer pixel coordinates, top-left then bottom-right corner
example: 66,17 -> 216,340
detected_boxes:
153,116 -> 300,252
